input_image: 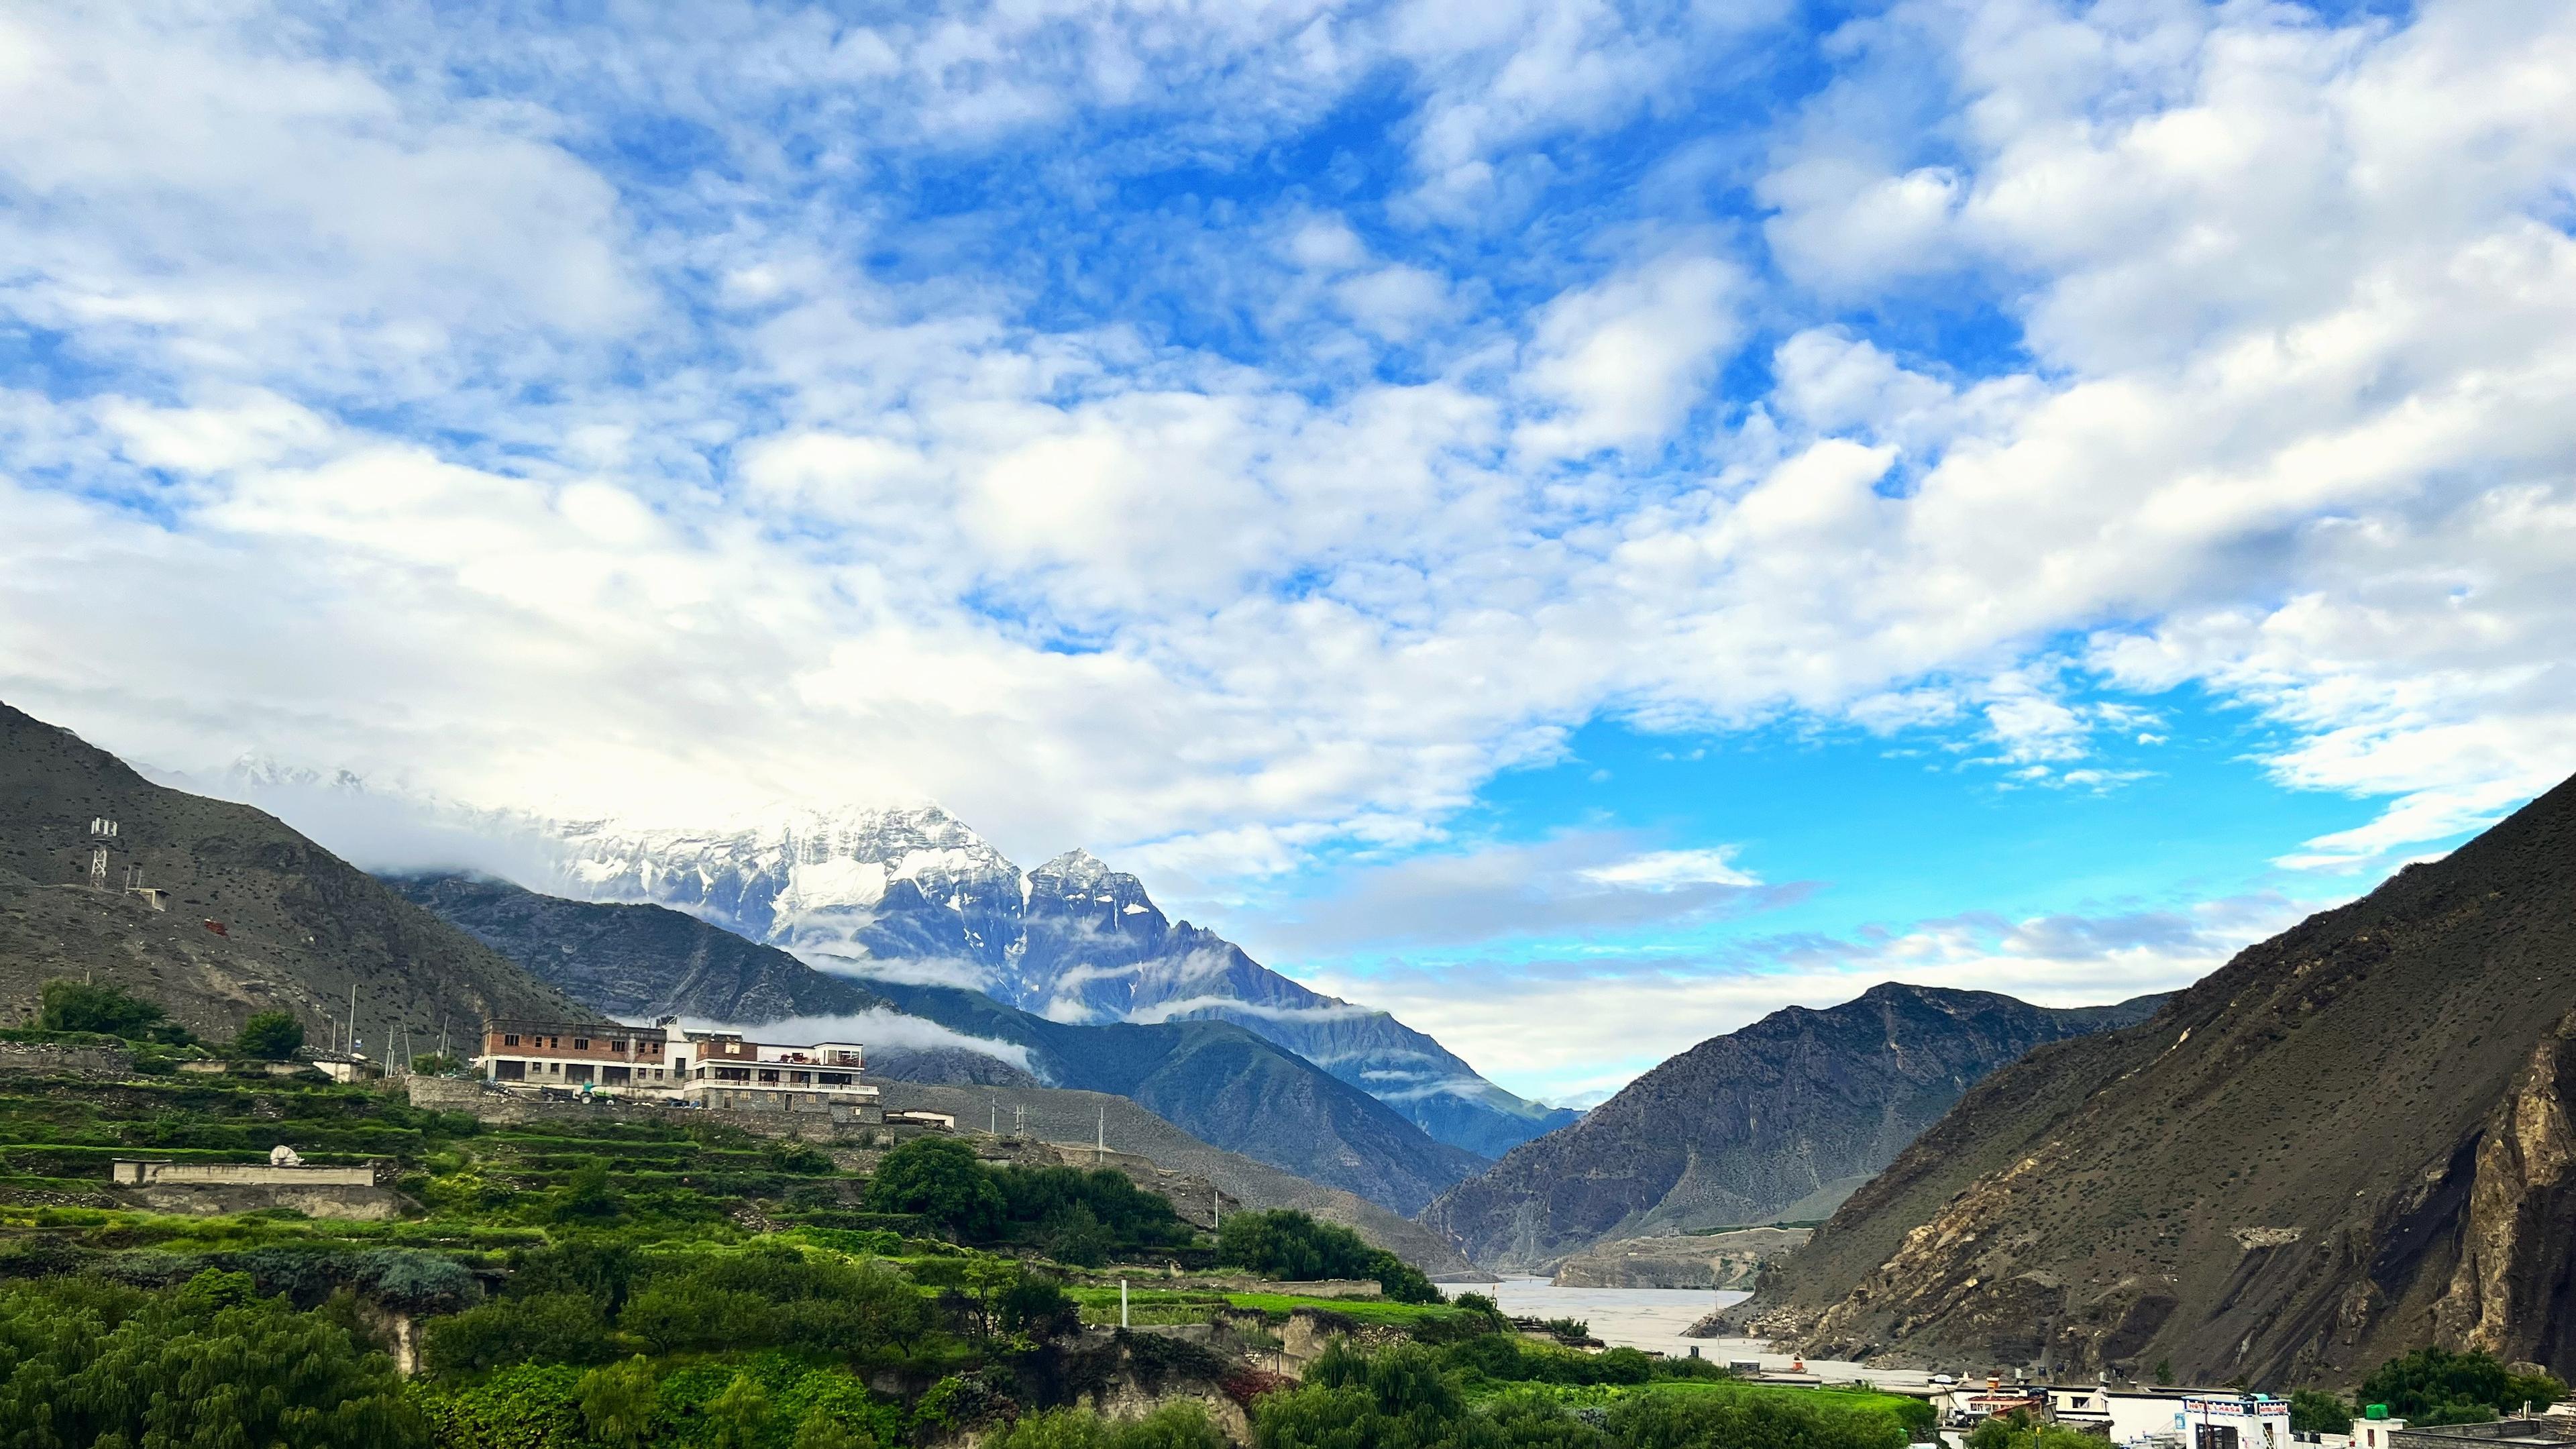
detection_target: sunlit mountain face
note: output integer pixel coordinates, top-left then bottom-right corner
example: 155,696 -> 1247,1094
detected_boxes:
543,804 -> 1574,1158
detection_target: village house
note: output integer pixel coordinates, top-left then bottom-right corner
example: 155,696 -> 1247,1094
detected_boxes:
1937,1381 -> 2309,1449
472,1018 -> 885,1122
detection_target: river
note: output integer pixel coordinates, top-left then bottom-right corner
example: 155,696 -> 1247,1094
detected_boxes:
1434,1279 -> 1935,1389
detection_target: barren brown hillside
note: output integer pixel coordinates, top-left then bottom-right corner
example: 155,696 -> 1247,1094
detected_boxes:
0,701 -> 588,1044
1736,770 -> 2576,1385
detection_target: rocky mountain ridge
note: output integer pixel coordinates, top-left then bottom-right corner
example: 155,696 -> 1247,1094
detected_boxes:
543,807 -> 1574,1157
1736,771 -> 2576,1383
1419,982 -> 2169,1273
390,871 -> 1489,1216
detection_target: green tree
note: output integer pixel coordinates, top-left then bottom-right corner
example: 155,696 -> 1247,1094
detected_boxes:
1218,1210 -> 1442,1304
2359,1348 -> 2567,1423
865,1136 -> 1006,1239
0,1271 -> 425,1448
38,979 -> 193,1043
1000,1272 -> 1082,1340
2291,1391 -> 2353,1435
545,1158 -> 626,1223
710,1372 -> 775,1449
795,1405 -> 872,1449
580,1355 -> 660,1448
234,1009 -> 305,1060
422,1291 -> 616,1375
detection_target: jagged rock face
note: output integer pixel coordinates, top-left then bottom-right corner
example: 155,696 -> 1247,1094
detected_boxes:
545,818 -> 1574,1158
389,869 -> 1484,1213
552,805 -> 1024,973
1418,983 -> 2166,1275
1742,772 -> 2576,1384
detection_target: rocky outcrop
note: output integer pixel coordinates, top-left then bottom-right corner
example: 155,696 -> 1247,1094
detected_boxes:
541,817 -> 1573,1158
1552,1228 -> 1811,1289
2431,1009 -> 2576,1359
394,871 -> 1486,1215
1419,983 -> 2166,1273
1739,770 -> 2576,1384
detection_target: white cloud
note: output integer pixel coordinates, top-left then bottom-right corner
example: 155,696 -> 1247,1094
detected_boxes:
1515,253 -> 1746,458
683,1008 -> 1036,1075
0,0 -> 2569,975
1314,891 -> 2319,1100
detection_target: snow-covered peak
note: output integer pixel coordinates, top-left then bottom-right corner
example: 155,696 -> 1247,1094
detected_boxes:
225,751 -> 366,793
1031,848 -> 1116,890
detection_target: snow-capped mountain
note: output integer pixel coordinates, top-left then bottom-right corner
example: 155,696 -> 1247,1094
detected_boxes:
546,806 -> 1576,1159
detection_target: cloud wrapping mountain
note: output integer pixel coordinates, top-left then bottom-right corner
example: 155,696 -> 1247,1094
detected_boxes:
544,806 -> 1575,1159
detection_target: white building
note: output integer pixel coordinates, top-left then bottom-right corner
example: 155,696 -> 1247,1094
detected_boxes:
473,1019 -> 885,1122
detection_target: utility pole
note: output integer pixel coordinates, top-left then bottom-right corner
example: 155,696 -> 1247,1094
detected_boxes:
347,984 -> 358,1059
1096,1104 -> 1106,1164
990,1101 -> 998,1137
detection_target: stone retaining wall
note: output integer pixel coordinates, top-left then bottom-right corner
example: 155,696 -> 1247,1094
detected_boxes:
111,1160 -> 378,1186
0,1041 -> 133,1078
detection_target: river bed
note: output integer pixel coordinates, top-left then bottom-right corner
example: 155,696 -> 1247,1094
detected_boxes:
1434,1279 -> 1934,1389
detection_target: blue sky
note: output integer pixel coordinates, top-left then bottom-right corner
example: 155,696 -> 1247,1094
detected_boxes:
3,0 -> 2573,1100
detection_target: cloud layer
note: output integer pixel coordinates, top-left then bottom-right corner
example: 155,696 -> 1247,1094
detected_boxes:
4,0 -> 2573,1091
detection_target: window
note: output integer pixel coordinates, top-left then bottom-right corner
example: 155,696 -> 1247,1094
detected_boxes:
502,1034 -> 521,1046
788,1071 -> 810,1085
572,1037 -> 590,1050
548,1036 -> 560,1049
757,1069 -> 780,1085
820,1072 -> 851,1086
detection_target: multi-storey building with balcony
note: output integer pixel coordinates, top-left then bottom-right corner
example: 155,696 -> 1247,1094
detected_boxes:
473,1020 -> 886,1124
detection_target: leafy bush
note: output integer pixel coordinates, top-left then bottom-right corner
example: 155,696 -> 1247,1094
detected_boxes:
1217,1210 -> 1442,1303
38,979 -> 195,1044
619,1243 -> 929,1356
579,1356 -> 660,1448
2291,1390 -> 2353,1434
508,1238 -> 641,1313
235,1010 -> 306,1060
423,1291 -> 618,1375
0,1270 -> 425,1447
866,1137 -> 1006,1239
989,1403 -> 1228,1449
997,1164 -> 1195,1261
1002,1273 -> 1083,1339
417,1363 -> 586,1448
2359,1348 -> 2567,1422
1607,1386 -> 1911,1449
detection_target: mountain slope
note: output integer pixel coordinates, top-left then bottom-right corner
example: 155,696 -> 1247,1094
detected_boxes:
861,1079 -> 1472,1275
390,871 -> 1487,1215
383,873 -> 1031,1087
1419,983 -> 2169,1273
1740,773 -> 2576,1384
543,815 -> 1573,1156
0,702 -> 587,1046
828,977 -> 1491,1218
